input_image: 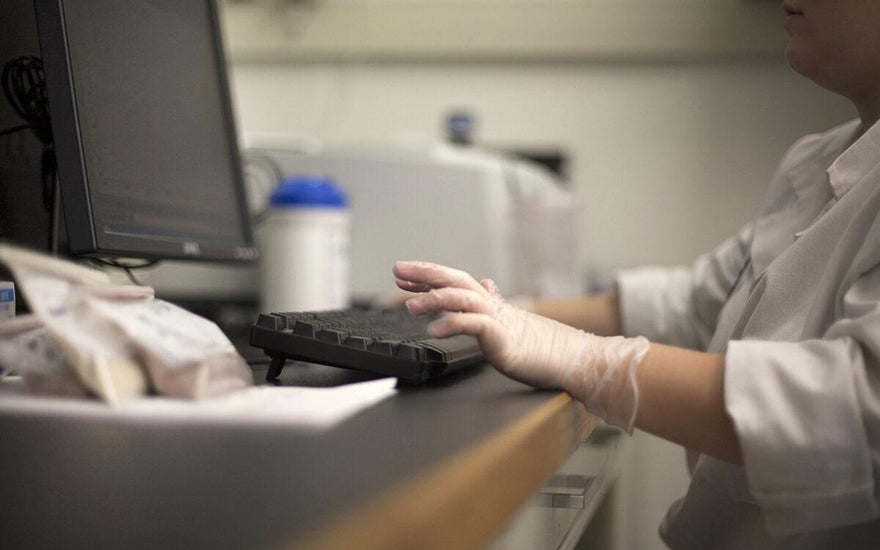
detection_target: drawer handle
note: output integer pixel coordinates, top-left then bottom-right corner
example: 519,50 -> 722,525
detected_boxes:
536,474 -> 594,509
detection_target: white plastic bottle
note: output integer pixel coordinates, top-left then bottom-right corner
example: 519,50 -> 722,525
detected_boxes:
258,176 -> 350,313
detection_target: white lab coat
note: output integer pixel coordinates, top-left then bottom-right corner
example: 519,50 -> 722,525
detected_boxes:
618,118 -> 880,549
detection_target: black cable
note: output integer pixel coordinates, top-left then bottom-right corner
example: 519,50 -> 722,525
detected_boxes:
0,123 -> 34,138
88,258 -> 159,286
118,266 -> 143,286
90,258 -> 159,270
2,56 -> 51,144
2,56 -> 57,247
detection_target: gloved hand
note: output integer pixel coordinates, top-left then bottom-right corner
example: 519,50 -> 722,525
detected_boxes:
393,260 -> 650,433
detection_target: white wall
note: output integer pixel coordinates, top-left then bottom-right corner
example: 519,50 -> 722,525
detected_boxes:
229,61 -> 853,283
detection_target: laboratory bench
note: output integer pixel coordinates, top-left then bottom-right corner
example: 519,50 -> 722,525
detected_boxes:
0,360 -> 623,550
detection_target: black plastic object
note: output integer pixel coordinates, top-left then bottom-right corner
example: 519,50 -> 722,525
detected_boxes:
250,309 -> 485,383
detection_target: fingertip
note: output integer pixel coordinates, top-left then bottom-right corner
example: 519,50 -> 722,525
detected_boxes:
427,318 -> 448,338
480,278 -> 502,298
404,296 -> 421,315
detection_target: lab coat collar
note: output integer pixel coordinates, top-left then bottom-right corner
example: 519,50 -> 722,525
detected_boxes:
827,118 -> 880,200
750,121 -> 860,278
783,120 -> 859,201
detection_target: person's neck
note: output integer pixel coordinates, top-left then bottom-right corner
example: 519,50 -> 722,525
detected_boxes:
855,95 -> 880,138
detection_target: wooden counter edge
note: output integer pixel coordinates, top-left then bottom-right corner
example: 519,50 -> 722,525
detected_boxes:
289,392 -> 596,550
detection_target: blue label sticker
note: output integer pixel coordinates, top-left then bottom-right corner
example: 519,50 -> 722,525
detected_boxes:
0,290 -> 14,302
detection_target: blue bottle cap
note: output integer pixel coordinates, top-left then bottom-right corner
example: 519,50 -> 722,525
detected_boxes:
270,176 -> 348,209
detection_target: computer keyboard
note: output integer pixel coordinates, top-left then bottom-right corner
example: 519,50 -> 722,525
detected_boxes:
250,308 -> 485,383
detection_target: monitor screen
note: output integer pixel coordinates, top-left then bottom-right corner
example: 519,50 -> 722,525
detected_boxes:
33,0 -> 256,262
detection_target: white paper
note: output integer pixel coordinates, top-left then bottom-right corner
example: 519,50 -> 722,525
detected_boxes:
0,376 -> 397,432
0,244 -> 253,403
0,315 -> 88,397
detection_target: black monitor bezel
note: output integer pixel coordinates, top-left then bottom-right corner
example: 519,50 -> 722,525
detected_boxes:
32,0 -> 257,262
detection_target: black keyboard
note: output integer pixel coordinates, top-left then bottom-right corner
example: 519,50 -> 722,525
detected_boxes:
250,309 -> 485,383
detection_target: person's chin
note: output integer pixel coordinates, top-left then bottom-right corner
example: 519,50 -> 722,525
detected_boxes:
785,45 -> 840,96
785,42 -> 810,76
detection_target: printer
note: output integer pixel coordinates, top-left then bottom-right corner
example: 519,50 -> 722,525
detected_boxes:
247,136 -> 583,302
143,138 -> 583,306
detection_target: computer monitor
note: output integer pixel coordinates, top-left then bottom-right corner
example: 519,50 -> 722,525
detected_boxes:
31,0 -> 256,262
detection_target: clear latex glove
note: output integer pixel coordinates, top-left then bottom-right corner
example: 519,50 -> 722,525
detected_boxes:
393,261 -> 650,433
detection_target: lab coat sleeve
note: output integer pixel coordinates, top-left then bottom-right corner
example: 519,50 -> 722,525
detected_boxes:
725,267 -> 880,535
616,224 -> 752,350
